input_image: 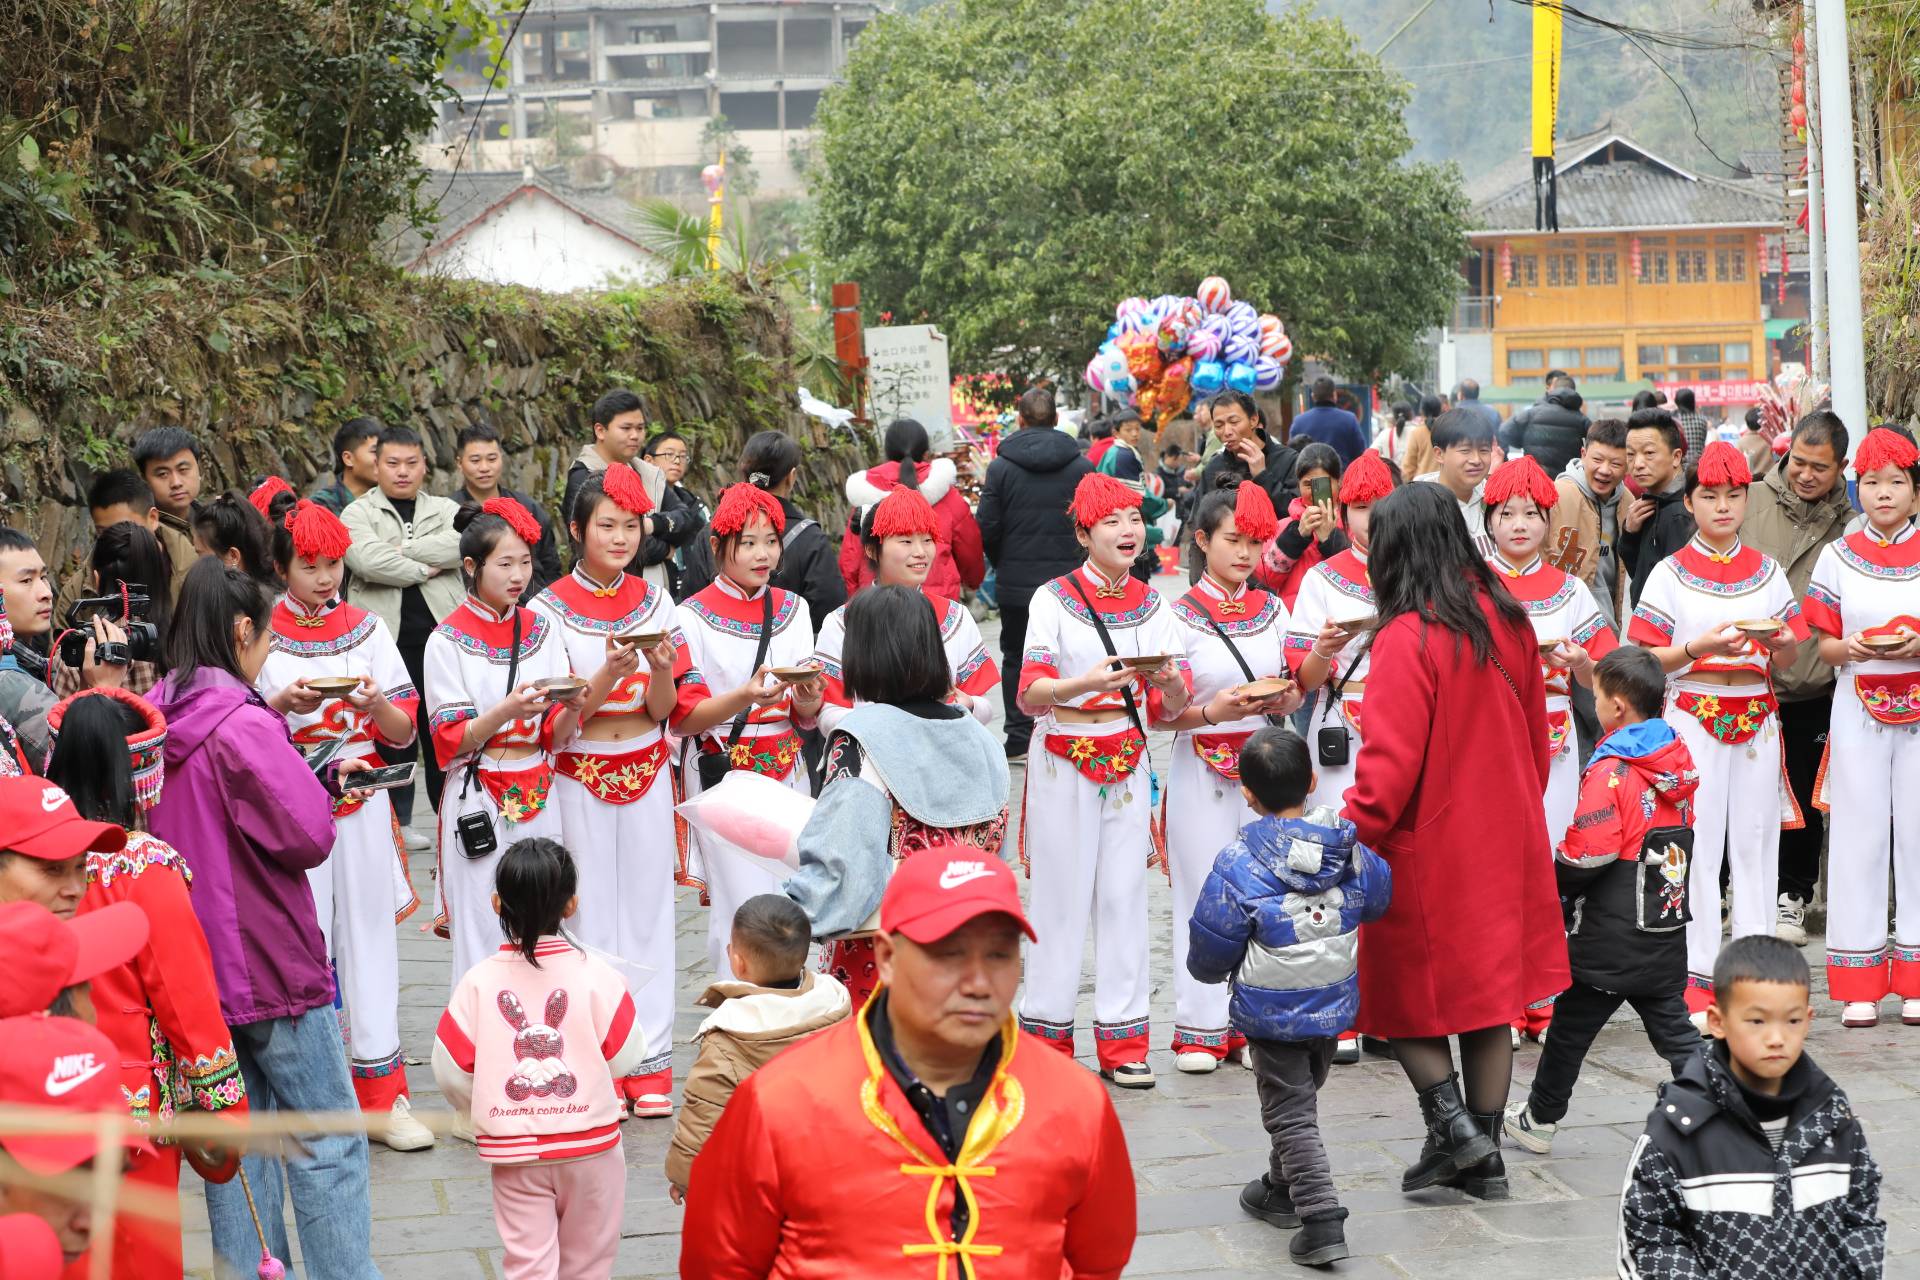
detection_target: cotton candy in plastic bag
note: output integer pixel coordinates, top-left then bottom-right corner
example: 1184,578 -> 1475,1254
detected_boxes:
675,769 -> 814,874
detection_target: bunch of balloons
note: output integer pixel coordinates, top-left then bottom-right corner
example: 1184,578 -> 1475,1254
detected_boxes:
1084,277 -> 1293,426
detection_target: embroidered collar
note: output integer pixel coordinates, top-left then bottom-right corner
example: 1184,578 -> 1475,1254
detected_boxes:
714,573 -> 768,603
448,597 -> 539,645
1188,573 -> 1265,620
1689,535 -> 1743,565
463,596 -> 518,624
1492,553 -> 1543,579
1840,526 -> 1920,573
572,566 -> 626,598
270,597 -> 367,643
1077,561 -> 1134,601
1863,520 -> 1916,549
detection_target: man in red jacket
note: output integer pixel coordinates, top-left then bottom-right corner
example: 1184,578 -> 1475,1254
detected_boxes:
680,843 -> 1137,1279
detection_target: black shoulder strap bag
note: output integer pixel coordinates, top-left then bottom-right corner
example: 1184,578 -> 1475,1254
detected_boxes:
696,590 -> 775,791
455,608 -> 521,860
1066,576 -> 1148,741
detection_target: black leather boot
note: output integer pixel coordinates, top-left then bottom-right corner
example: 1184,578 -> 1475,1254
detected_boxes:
1289,1208 -> 1350,1267
1444,1111 -> 1510,1201
1401,1074 -> 1496,1192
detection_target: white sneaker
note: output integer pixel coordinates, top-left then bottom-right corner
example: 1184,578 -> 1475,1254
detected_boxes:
451,1110 -> 478,1145
376,1096 -> 436,1151
402,828 -> 432,853
1775,894 -> 1809,946
1842,1001 -> 1880,1028
1903,999 -> 1920,1026
1503,1100 -> 1557,1155
1332,1037 -> 1359,1065
632,1093 -> 673,1118
1101,1061 -> 1156,1089
1175,1050 -> 1219,1075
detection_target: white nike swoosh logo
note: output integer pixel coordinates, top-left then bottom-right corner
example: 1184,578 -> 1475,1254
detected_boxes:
44,1062 -> 106,1097
938,868 -> 995,890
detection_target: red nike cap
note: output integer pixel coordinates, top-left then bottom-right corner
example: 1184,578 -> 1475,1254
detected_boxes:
0,777 -> 126,862
0,1015 -> 152,1176
0,900 -> 150,1018
880,842 -> 1036,945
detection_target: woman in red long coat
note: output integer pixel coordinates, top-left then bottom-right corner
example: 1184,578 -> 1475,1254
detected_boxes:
838,418 -> 986,601
1341,482 -> 1570,1203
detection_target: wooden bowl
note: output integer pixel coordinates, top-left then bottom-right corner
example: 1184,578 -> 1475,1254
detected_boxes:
619,630 -> 669,650
769,665 -> 822,683
1732,618 -> 1784,640
1235,677 -> 1295,699
533,676 -> 588,698
304,676 -> 362,698
1860,633 -> 1909,654
1333,615 -> 1377,634
1118,654 -> 1172,673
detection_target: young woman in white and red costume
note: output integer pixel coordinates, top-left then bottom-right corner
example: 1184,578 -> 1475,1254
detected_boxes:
425,498 -> 585,988
1016,471 -> 1192,1087
1482,456 -> 1619,839
1480,456 -> 1618,1040
531,462 -> 703,1116
1802,427 -> 1920,1028
1285,449 -> 1397,811
812,483 -> 999,735
673,482 -> 825,981
254,491 -> 430,1143
1161,481 -> 1303,1072
1626,441 -> 1809,1015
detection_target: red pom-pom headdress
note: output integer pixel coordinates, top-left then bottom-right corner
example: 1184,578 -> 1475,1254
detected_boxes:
47,688 -> 168,811
867,485 -> 940,540
482,496 -> 544,547
1482,455 -> 1559,512
1067,472 -> 1142,529
283,499 -> 352,562
1855,427 -> 1920,476
249,476 -> 294,521
1693,440 -> 1752,488
602,462 -> 654,516
1339,450 -> 1395,506
1232,481 -> 1280,544
711,483 -> 787,537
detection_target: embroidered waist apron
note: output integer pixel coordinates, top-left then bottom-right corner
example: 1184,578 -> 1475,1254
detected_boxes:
1191,731 -> 1255,781
1855,671 -> 1920,727
697,729 -> 805,782
555,731 -> 671,804
1672,680 -> 1800,830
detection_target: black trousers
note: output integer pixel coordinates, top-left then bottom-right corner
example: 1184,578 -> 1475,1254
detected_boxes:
1525,981 -> 1699,1124
1777,694 -> 1832,902
1248,1036 -> 1340,1217
379,634 -> 446,825
999,600 -> 1033,755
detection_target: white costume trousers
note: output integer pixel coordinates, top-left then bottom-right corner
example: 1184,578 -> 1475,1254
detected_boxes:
1303,692 -> 1358,812
1824,690 -> 1920,999
304,786 -> 415,1094
1667,681 -> 1786,997
553,731 -> 676,1084
1544,695 -> 1580,846
1016,720 -> 1152,1064
1164,740 -> 1247,1053
681,737 -> 809,983
439,757 -> 565,991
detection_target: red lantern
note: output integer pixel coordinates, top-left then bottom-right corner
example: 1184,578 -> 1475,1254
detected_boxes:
1498,241 -> 1513,286
1629,236 -> 1643,281
1778,250 -> 1789,305
1756,233 -> 1769,274
1792,102 -> 1807,129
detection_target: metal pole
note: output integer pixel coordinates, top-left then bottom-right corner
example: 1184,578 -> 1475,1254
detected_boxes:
1813,0 -> 1866,452
1803,0 -> 1826,383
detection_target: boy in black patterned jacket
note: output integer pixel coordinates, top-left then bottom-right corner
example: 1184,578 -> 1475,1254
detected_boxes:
1618,936 -> 1884,1279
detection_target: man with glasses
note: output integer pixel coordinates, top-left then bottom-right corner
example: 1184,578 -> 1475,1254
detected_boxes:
1417,408 -> 1497,557
641,431 -> 708,600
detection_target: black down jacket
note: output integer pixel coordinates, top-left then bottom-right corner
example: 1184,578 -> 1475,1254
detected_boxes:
976,428 -> 1094,609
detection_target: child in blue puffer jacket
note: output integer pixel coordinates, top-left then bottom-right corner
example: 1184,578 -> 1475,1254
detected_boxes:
1188,727 -> 1392,1269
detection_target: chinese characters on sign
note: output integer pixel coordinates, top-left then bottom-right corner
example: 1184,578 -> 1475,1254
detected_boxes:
864,324 -> 954,449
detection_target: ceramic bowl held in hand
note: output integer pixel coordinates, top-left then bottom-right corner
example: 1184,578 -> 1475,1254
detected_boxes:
533,676 -> 589,699
1118,654 -> 1172,673
1733,618 -> 1785,640
1537,638 -> 1567,657
1234,677 -> 1295,699
769,665 -> 822,684
619,630 -> 669,650
1333,615 -> 1377,636
304,676 -> 363,698
1859,633 -> 1910,655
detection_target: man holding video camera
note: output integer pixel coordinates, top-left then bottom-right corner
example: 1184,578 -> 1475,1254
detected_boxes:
0,528 -> 131,770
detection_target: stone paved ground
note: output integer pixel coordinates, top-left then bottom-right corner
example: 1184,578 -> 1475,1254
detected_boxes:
180,594 -> 1920,1278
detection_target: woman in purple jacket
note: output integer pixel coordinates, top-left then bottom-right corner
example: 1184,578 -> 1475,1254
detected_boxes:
148,558 -> 381,1280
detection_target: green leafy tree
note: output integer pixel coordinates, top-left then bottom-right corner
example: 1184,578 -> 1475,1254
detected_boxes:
809,0 -> 1468,386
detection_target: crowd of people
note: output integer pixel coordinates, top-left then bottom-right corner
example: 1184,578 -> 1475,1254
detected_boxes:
0,379 -> 1909,1279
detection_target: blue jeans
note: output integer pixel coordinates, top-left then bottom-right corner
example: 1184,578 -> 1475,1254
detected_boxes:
207,1008 -> 380,1279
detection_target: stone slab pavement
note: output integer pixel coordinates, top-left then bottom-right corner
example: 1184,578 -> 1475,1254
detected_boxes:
177,594 -> 1920,1278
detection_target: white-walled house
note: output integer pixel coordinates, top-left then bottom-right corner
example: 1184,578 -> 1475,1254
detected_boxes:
395,169 -> 662,292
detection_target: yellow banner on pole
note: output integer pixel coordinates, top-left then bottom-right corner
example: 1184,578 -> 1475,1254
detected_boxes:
1531,1 -> 1563,231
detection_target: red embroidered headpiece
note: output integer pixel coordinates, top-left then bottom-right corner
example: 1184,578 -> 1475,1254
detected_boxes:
482,496 -> 544,547
711,483 -> 786,536
602,462 -> 654,516
1232,481 -> 1280,543
249,476 -> 294,521
868,485 -> 939,539
1855,427 -> 1920,476
47,688 -> 168,811
1067,472 -> 1142,529
1339,450 -> 1394,506
283,499 -> 352,562
1693,440 -> 1752,488
1482,455 -> 1558,512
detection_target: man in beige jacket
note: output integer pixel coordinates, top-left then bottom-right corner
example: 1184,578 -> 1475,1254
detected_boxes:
342,424 -> 463,832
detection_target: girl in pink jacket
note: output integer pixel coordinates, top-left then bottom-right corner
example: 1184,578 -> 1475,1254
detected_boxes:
433,838 -> 649,1280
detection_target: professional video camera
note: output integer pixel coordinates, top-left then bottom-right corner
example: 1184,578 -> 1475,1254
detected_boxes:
57,593 -> 160,668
